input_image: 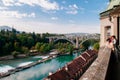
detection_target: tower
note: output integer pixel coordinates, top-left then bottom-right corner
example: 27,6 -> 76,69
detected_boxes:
100,0 -> 120,46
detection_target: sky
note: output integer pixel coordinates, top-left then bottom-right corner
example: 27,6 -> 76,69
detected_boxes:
0,0 -> 109,34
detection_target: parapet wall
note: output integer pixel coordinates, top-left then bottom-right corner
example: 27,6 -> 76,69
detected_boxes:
79,47 -> 111,80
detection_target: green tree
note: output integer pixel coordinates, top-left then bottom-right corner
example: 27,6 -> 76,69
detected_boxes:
27,37 -> 34,49
35,42 -> 42,51
39,44 -> 46,53
93,42 -> 100,51
3,42 -> 13,55
82,40 -> 91,50
12,51 -> 20,58
18,34 -> 27,47
68,45 -> 74,54
22,46 -> 29,54
14,41 -> 21,52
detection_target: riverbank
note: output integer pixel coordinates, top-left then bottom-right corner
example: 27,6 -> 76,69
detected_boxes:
0,53 -> 39,61
0,51 -> 55,61
0,49 -> 81,79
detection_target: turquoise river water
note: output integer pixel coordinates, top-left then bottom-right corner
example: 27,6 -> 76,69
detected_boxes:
0,52 -> 81,80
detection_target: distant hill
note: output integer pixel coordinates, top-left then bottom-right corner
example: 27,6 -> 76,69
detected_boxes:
0,26 -> 13,31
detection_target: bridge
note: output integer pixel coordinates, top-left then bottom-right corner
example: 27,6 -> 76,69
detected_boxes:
47,36 -> 99,49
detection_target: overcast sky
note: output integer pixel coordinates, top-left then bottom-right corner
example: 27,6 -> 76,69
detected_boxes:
0,0 -> 109,33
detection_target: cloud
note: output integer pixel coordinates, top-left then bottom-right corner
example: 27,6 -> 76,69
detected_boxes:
70,4 -> 79,9
66,10 -> 78,15
61,4 -> 84,14
0,6 -> 8,10
51,17 -> 58,20
1,0 -> 22,6
2,0 -> 14,6
28,13 -> 35,18
0,18 -> 100,34
0,10 -> 35,18
38,0 -> 59,10
66,4 -> 81,15
1,0 -> 59,10
14,2 -> 22,6
69,20 -> 75,23
18,0 -> 36,6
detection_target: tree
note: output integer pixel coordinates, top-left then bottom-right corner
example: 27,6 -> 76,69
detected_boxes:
93,42 -> 100,51
14,41 -> 21,52
22,46 -> 29,54
39,43 -> 52,53
82,40 -> 91,50
12,51 -> 20,58
18,34 -> 27,47
39,44 -> 46,53
2,42 -> 13,55
27,37 -> 34,49
68,45 -> 74,55
35,42 -> 42,51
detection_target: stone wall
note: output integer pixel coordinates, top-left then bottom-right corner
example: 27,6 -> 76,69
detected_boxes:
79,47 -> 111,80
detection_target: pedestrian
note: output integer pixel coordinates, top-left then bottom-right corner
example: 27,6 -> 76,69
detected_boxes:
105,37 -> 113,49
111,35 -> 119,62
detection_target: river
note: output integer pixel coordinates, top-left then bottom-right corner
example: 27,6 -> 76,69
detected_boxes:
0,52 -> 81,80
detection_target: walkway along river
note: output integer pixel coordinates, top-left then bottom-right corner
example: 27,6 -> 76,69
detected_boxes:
0,52 -> 81,80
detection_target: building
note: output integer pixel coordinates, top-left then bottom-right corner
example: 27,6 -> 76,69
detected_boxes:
100,0 -> 120,46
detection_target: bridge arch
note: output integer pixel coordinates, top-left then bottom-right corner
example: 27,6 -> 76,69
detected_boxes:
79,38 -> 98,47
54,38 -> 76,46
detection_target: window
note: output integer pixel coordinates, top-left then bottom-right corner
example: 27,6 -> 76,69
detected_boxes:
105,26 -> 111,40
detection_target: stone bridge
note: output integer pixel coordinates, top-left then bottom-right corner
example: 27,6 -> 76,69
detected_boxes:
47,36 -> 98,48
